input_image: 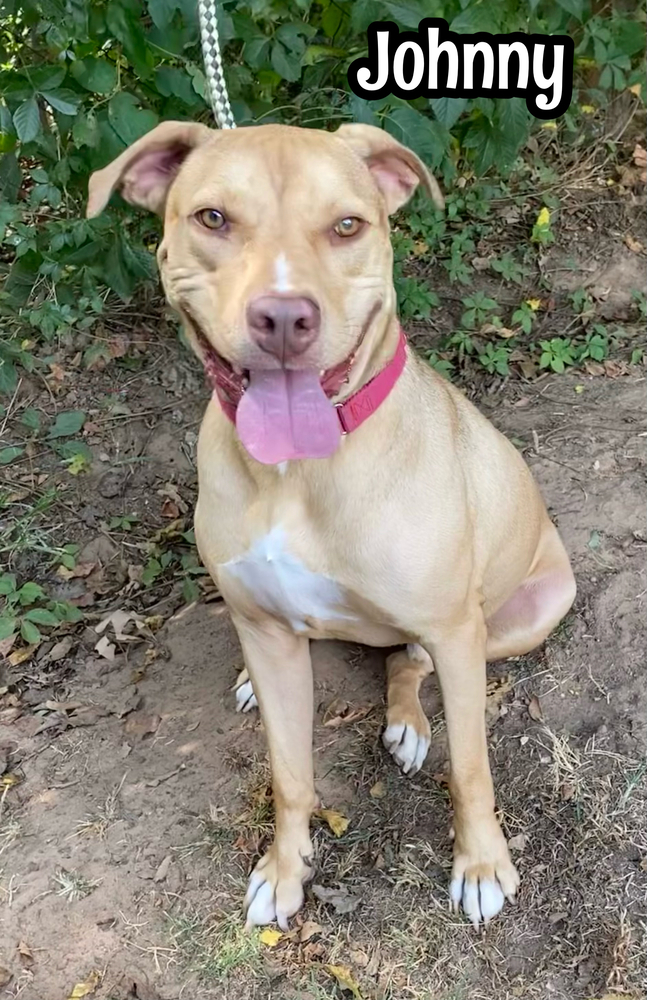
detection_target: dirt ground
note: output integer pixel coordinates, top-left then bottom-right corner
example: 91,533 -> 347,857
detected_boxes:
1,191 -> 646,1000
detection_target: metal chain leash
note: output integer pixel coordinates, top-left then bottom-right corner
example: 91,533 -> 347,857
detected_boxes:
198,0 -> 237,129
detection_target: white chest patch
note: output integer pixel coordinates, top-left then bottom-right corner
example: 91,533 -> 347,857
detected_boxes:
222,527 -> 351,631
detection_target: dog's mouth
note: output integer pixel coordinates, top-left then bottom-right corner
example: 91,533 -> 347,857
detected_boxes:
186,302 -> 381,465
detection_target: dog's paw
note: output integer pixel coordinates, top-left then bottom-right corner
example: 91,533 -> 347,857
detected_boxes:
234,670 -> 258,713
450,823 -> 519,928
244,841 -> 313,930
382,708 -> 431,775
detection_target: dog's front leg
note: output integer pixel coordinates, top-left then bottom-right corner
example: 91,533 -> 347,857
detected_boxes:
232,616 -> 316,930
424,614 -> 519,927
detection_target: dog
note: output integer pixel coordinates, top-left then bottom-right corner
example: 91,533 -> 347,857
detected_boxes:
87,121 -> 576,930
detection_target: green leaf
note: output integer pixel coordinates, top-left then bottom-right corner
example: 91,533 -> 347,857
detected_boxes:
0,617 -> 17,640
23,607 -> 59,626
106,1 -> 152,78
18,582 -> 45,606
47,410 -> 86,439
384,107 -> 449,169
555,0 -> 583,20
41,90 -> 81,116
349,93 -> 380,126
13,97 -> 40,143
72,112 -> 101,148
0,574 -> 17,596
108,92 -> 159,146
25,65 -> 67,91
155,66 -> 201,106
147,0 -> 180,30
52,600 -> 83,623
0,153 -> 22,202
70,58 -> 118,95
383,1 -> 429,29
102,236 -> 136,299
271,41 -> 302,82
20,407 -> 41,432
430,97 -> 468,130
0,445 -> 23,465
54,439 -> 92,461
450,6 -> 500,32
21,618 -> 42,644
182,577 -> 200,604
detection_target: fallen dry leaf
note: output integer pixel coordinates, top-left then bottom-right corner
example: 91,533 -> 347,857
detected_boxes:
369,780 -> 386,799
47,636 -> 75,662
38,699 -> 83,713
315,808 -> 350,837
161,499 -> 180,519
17,941 -> 33,967
312,884 -> 360,915
325,964 -> 363,998
8,643 -> 39,667
67,970 -> 101,998
561,781 -> 576,801
508,833 -> 527,852
528,695 -> 544,722
153,855 -> 172,883
0,635 -> 17,658
303,941 -> 325,961
299,920 -> 324,943
94,636 -> 116,661
485,674 -> 513,720
322,699 -> 373,728
158,482 -> 189,513
0,707 -> 22,724
0,968 -> 12,987
124,711 -> 161,739
625,234 -> 645,254
349,947 -> 369,968
259,928 -> 283,947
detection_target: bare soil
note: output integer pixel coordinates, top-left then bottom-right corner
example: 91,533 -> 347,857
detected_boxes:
1,193 -> 646,1000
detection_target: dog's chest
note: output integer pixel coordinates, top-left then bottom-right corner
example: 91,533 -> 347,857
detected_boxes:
220,527 -> 351,631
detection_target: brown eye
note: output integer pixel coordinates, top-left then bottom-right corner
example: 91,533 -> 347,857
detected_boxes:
197,208 -> 226,230
334,216 -> 363,238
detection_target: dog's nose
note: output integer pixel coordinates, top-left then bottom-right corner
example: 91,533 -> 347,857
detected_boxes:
247,296 -> 320,362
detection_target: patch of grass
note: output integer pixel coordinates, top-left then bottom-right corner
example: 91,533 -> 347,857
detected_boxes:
52,867 -> 102,902
166,906 -> 263,984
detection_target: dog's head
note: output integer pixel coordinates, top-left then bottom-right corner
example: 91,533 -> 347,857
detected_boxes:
87,122 -> 442,462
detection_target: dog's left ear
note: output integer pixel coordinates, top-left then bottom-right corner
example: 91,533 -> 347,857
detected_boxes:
335,123 -> 444,214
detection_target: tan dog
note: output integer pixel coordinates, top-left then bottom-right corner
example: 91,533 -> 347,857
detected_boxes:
88,121 -> 576,930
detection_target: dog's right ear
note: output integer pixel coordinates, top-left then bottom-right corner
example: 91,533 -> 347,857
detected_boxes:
86,121 -> 213,219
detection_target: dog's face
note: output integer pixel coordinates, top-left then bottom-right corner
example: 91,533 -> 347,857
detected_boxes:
88,122 -> 442,464
88,123 -> 442,375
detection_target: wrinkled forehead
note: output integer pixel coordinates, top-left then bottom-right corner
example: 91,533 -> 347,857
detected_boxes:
167,126 -> 381,220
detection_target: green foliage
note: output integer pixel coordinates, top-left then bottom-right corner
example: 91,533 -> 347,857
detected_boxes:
0,570 -> 82,645
0,0 -> 644,380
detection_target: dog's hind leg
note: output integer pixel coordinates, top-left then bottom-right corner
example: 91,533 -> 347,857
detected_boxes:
234,668 -> 258,712
382,644 -> 434,775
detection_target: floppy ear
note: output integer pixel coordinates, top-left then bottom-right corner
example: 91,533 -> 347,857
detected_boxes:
335,122 -> 444,214
86,120 -> 213,219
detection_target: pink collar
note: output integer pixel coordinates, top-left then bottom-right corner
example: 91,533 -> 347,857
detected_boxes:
203,329 -> 407,436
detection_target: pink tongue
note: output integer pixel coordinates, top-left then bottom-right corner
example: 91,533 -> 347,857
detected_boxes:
235,369 -> 342,465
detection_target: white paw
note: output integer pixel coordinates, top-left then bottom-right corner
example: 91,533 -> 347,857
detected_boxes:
244,846 -> 311,930
449,834 -> 519,928
451,875 -> 506,927
235,678 -> 258,713
382,721 -> 430,775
